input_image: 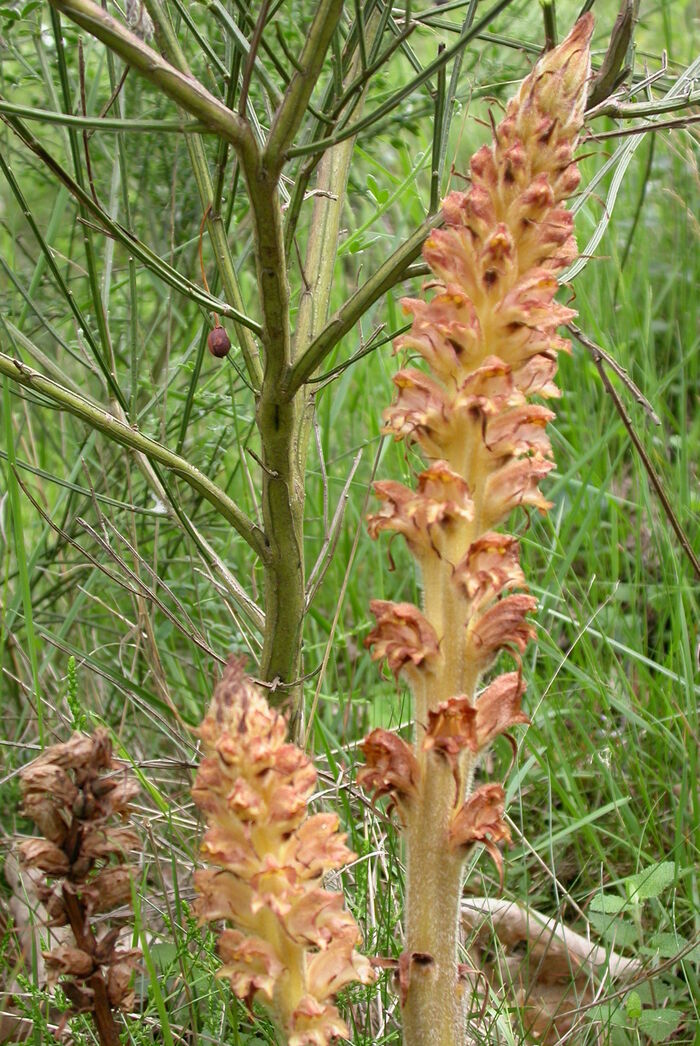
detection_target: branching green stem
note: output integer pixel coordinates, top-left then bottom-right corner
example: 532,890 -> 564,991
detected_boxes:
285,0 -> 517,158
0,99 -> 208,132
265,0 -> 344,170
1,113 -> 260,332
48,0 -> 253,153
284,215 -> 441,397
0,354 -> 267,559
588,89 -> 700,120
143,0 -> 263,387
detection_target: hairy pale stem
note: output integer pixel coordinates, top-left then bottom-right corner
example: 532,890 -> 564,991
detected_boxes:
404,757 -> 471,1046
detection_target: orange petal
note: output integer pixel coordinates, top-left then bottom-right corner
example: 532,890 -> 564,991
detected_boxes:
397,286 -> 483,384
358,728 -> 420,809
512,353 -> 560,399
218,928 -> 284,1004
306,938 -> 376,1001
288,813 -> 356,878
450,783 -> 508,842
484,403 -> 555,458
365,600 -> 440,678
476,672 -> 530,748
449,782 -> 511,886
454,355 -> 521,417
423,696 -> 478,761
368,463 -> 473,560
468,593 -> 537,669
452,532 -> 526,613
288,996 -> 349,1046
283,888 -> 360,949
193,867 -> 254,926
383,367 -> 450,448
484,453 -> 555,526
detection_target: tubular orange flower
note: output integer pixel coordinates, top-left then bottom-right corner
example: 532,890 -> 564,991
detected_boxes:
365,600 -> 441,679
358,729 -> 420,816
360,16 -> 594,1046
192,657 -> 374,1045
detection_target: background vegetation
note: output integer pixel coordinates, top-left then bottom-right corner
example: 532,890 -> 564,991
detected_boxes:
1,0 -> 698,1042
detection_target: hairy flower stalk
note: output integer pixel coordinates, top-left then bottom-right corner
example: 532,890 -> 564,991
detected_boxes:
193,658 -> 374,1045
18,729 -> 141,1046
359,18 -> 593,1046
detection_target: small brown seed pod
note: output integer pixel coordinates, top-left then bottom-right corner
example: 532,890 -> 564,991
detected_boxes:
207,324 -> 231,358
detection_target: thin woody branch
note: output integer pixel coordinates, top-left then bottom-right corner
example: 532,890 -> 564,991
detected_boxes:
48,0 -> 255,157
569,325 -> 700,580
283,215 -> 441,398
143,0 -> 263,388
1,113 -> 260,333
265,0 -> 345,171
0,354 -> 268,559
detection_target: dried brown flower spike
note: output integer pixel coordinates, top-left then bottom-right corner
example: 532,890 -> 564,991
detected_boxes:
193,657 -> 374,1046
19,729 -> 141,1046
361,16 -> 594,1046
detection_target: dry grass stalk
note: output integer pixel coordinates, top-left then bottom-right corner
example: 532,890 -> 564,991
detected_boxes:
463,896 -> 642,1042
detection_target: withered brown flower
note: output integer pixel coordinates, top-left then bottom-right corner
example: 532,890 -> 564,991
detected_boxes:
365,600 -> 440,679
18,729 -> 141,1044
358,729 -> 419,815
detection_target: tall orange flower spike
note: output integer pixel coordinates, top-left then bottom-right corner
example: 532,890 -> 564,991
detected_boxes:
193,658 -> 374,1046
359,17 -> 593,1046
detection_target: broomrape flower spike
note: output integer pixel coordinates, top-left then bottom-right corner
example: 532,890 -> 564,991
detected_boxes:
360,17 -> 593,1046
18,729 -> 141,1046
192,657 -> 374,1046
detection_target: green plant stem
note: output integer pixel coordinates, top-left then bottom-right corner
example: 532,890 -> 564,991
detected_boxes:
270,7 -> 382,720
208,0 -> 284,106
290,8 -> 384,588
586,0 -> 634,109
588,89 -> 700,120
2,377 -> 44,746
0,354 -> 267,558
541,0 -> 557,51
284,0 -> 517,158
45,0 -> 304,719
0,145 -> 124,408
225,3 -> 345,713
0,99 -> 209,132
47,0 -> 252,151
284,215 -> 440,397
249,162 -> 306,711
264,0 -> 344,170
1,114 -> 260,331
